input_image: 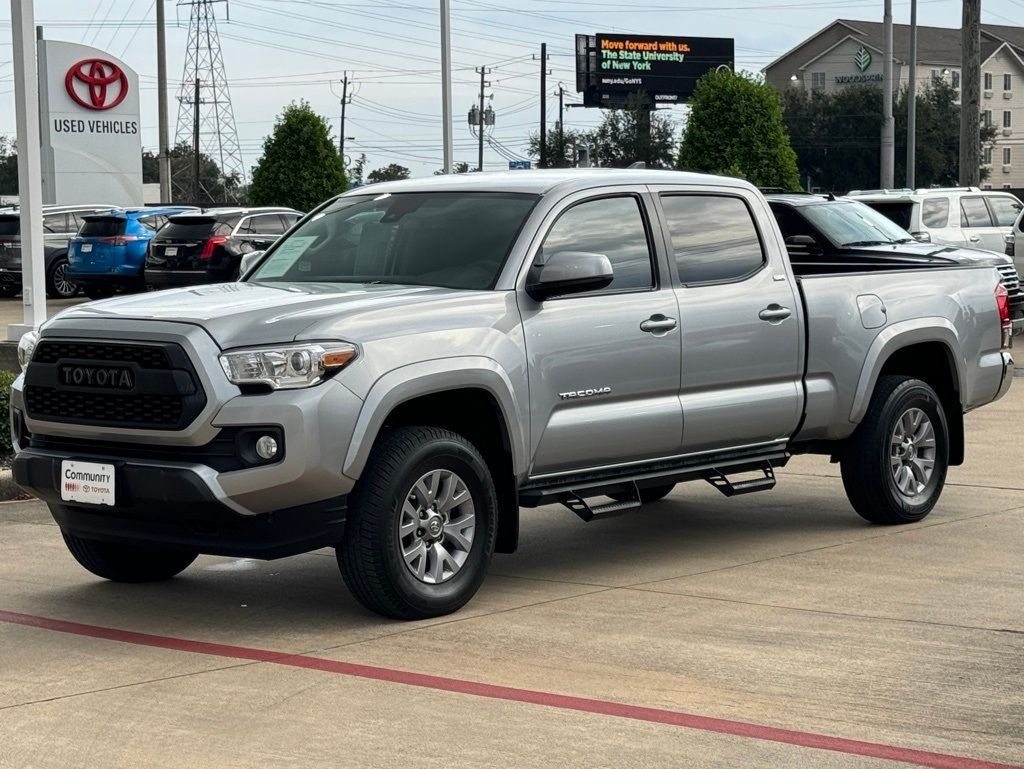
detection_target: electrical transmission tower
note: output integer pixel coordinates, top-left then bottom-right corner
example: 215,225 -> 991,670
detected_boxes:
173,0 -> 245,203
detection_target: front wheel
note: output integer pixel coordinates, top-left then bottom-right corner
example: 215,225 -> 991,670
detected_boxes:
841,375 -> 949,524
46,256 -> 79,299
62,532 -> 197,582
338,426 -> 498,620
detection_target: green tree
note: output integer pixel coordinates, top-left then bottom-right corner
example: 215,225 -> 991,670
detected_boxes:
0,136 -> 18,194
433,161 -> 470,175
781,77 -> 995,191
168,142 -> 243,204
678,70 -> 800,190
527,126 -> 590,168
348,153 -> 368,187
367,163 -> 411,183
141,149 -> 160,184
248,101 -> 346,210
591,93 -> 676,168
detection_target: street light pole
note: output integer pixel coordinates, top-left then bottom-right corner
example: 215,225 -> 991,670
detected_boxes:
906,0 -> 918,189
156,0 -> 171,203
440,0 -> 453,173
880,0 -> 895,188
8,0 -> 46,339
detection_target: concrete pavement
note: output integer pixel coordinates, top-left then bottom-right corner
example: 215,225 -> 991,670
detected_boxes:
1,387 -> 1022,768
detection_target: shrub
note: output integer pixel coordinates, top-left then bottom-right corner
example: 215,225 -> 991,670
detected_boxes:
0,369 -> 16,452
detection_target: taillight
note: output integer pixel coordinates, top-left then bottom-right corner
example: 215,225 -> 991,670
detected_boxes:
199,235 -> 227,260
996,283 -> 1011,349
95,235 -> 142,246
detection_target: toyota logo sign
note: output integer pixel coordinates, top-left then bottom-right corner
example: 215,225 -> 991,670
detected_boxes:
64,58 -> 128,111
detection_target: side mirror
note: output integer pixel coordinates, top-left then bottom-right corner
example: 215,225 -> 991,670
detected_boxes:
784,234 -> 820,252
238,250 -> 264,280
911,231 -> 932,243
526,251 -> 613,300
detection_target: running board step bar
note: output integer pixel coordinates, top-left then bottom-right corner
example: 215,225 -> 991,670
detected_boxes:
559,483 -> 641,522
704,462 -> 776,497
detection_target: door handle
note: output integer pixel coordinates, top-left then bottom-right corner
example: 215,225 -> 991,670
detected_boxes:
968,235 -> 980,242
758,304 -> 792,323
640,314 -> 677,334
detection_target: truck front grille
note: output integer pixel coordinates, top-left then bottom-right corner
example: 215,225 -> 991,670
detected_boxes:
24,340 -> 206,430
997,264 -> 1024,309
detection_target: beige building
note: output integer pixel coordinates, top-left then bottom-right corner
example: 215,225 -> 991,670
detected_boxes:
764,19 -> 1024,188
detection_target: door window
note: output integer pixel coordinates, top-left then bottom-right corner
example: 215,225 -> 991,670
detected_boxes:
540,196 -> 654,292
986,195 -> 1022,227
920,198 -> 949,228
42,213 -> 68,233
252,214 -> 284,234
960,197 -> 993,227
661,195 -> 765,284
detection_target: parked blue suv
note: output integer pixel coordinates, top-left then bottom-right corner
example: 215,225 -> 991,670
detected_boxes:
67,207 -> 196,299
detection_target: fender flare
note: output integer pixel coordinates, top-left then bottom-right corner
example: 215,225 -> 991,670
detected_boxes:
849,317 -> 966,424
342,356 -> 527,480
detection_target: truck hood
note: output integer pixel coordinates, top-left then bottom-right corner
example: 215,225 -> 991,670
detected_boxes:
846,242 -> 1012,265
48,281 -> 483,348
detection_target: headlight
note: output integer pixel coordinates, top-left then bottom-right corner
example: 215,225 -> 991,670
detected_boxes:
219,342 -> 357,390
16,330 -> 38,373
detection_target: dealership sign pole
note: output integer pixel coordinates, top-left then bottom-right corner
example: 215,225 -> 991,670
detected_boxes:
8,0 -> 47,340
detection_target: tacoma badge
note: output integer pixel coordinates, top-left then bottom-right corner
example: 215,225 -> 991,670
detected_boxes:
558,386 -> 612,400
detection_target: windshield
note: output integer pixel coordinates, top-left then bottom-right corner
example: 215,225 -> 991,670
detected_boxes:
79,217 -> 125,238
159,217 -> 228,240
248,192 -> 538,290
801,201 -> 914,246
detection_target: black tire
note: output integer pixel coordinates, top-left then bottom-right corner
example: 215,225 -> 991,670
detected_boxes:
0,285 -> 18,298
46,256 -> 79,299
338,426 -> 498,620
84,286 -> 116,300
841,375 -> 949,525
609,483 -> 675,505
62,532 -> 197,582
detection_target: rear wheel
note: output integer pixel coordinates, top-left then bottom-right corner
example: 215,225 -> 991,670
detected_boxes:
841,375 -> 949,524
609,483 -> 675,505
62,532 -> 197,582
338,426 -> 498,620
0,285 -> 18,298
46,256 -> 79,299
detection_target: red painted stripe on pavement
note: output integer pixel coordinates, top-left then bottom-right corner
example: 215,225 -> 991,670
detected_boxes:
1,609 -> 1018,769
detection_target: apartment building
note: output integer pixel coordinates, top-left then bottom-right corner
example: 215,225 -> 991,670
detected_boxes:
764,19 -> 1024,187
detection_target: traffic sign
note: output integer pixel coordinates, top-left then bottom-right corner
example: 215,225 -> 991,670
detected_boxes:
508,160 -> 531,170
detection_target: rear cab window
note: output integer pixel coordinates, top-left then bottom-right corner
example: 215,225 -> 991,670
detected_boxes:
660,194 -> 765,284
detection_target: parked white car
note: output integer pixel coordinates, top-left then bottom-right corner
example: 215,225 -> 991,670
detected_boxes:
846,187 -> 1022,252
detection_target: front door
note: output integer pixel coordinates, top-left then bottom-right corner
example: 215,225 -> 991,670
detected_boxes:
655,189 -> 803,454
520,191 -> 682,477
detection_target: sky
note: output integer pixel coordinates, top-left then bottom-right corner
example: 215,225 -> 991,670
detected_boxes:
0,0 -> 1021,181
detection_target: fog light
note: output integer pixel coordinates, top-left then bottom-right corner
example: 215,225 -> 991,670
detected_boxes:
255,435 -> 279,460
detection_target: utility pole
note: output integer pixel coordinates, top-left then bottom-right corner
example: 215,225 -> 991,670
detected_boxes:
906,0 -> 918,189
880,0 -> 895,188
539,43 -> 547,168
557,83 -> 564,168
339,73 -> 349,157
440,0 -> 453,173
192,78 -> 201,203
960,0 -> 981,186
156,0 -> 171,202
475,66 -> 490,172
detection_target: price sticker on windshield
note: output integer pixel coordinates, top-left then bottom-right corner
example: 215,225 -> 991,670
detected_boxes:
253,236 -> 317,279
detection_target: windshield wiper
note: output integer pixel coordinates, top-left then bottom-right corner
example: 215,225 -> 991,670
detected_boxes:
892,237 -> 916,243
842,240 -> 892,247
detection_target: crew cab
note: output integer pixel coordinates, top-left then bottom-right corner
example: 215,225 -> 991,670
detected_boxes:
11,170 -> 1014,620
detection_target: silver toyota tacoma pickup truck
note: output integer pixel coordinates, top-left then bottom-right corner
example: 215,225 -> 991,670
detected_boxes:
11,170 -> 1016,619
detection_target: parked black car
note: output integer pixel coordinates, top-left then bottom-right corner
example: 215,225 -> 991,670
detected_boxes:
767,194 -> 1024,333
0,204 -> 119,299
145,207 -> 302,288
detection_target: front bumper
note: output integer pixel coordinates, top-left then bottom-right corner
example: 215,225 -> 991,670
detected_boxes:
13,450 -> 346,558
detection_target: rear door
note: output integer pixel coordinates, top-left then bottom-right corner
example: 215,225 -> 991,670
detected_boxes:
150,216 -> 219,271
654,186 -> 803,453
960,195 -> 1002,250
520,189 -> 683,476
984,193 -> 1022,247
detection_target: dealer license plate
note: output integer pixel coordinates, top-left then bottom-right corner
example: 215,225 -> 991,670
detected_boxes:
60,460 -> 115,506
81,243 -> 92,253
164,247 -> 178,256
